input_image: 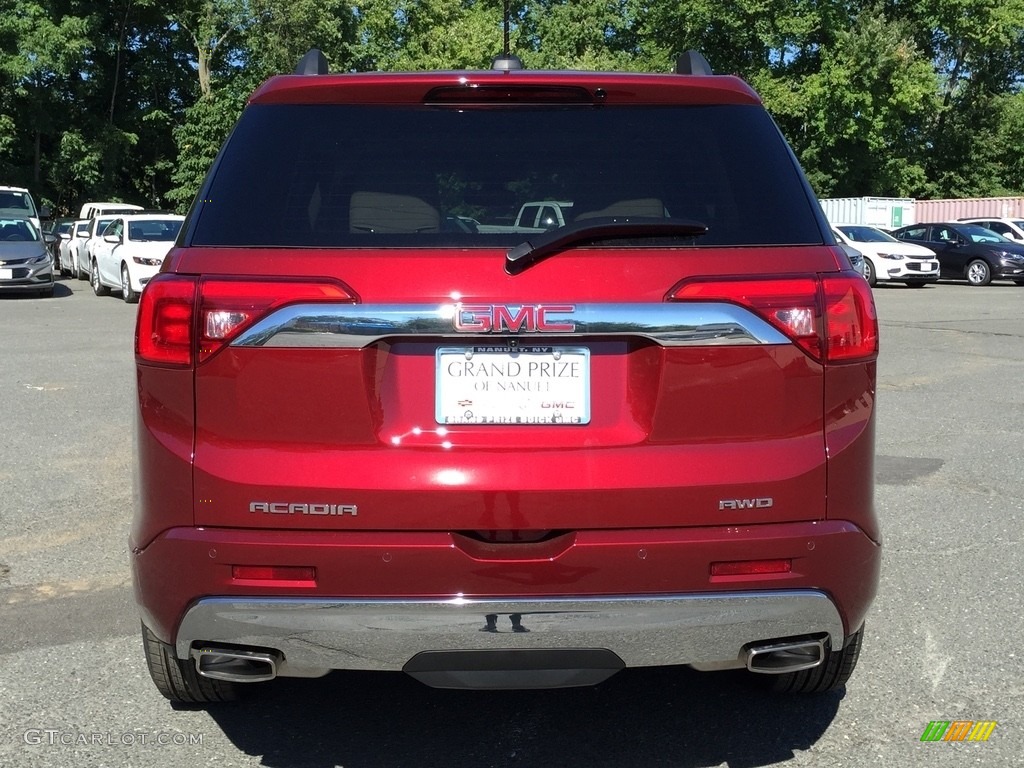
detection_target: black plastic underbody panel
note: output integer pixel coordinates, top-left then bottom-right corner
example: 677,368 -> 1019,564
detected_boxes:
403,648 -> 626,689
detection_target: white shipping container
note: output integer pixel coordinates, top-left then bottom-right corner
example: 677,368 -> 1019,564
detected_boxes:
913,197 -> 1024,222
819,197 -> 915,229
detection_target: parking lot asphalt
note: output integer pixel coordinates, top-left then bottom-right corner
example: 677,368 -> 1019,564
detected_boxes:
0,275 -> 1021,768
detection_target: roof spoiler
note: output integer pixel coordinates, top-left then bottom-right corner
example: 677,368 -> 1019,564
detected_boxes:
291,46 -> 710,77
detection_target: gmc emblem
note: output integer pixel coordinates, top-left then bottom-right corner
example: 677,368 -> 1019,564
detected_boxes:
453,304 -> 576,333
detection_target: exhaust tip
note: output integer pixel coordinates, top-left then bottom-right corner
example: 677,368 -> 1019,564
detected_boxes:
745,638 -> 825,674
191,647 -> 280,683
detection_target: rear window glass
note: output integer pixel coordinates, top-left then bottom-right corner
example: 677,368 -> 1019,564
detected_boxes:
0,190 -> 36,218
190,103 -> 824,248
129,219 -> 182,242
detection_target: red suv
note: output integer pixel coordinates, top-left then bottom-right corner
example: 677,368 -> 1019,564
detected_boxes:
133,50 -> 880,704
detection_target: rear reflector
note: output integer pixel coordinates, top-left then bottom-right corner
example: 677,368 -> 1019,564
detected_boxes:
232,565 -> 316,583
668,274 -> 878,364
710,559 -> 792,576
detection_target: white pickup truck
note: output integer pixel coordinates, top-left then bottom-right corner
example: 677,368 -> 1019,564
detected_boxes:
79,201 -> 143,219
476,200 -> 574,233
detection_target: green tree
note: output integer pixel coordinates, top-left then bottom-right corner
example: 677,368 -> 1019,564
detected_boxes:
891,0 -> 1024,196
0,0 -> 91,198
994,92 -> 1024,193
769,6 -> 938,197
357,0 -> 508,70
166,1 -> 360,211
166,91 -> 243,210
513,0 -> 639,69
246,0 -> 359,80
4,0 -> 1024,215
633,0 -> 821,79
1,1 -> 198,213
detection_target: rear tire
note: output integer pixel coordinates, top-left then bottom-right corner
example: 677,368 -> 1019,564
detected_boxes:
141,623 -> 239,705
767,626 -> 863,694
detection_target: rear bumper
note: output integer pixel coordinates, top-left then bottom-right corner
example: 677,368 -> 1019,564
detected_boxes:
133,520 -> 880,676
176,590 -> 843,676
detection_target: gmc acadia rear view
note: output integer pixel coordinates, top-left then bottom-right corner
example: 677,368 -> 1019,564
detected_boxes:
132,50 -> 880,704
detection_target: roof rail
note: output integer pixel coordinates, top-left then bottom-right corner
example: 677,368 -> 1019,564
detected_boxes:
295,49 -> 329,76
674,50 -> 713,76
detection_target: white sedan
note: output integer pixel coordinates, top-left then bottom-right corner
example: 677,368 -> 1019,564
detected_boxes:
61,220 -> 90,277
90,214 -> 184,302
73,216 -> 119,280
833,224 -> 940,287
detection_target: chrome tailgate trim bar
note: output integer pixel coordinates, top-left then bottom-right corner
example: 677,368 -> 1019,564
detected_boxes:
232,302 -> 789,348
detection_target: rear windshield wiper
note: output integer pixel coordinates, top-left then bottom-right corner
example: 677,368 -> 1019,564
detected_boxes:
506,216 -> 708,274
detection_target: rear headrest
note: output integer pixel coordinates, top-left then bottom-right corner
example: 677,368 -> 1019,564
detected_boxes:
349,192 -> 440,234
575,198 -> 666,221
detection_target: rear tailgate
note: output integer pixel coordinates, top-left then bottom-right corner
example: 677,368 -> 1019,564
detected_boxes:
186,245 -> 834,532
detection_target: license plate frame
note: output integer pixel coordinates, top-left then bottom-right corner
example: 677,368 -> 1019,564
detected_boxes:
435,345 -> 590,425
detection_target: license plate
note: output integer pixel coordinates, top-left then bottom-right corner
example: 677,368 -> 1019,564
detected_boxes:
436,346 -> 590,425
0,269 -> 11,280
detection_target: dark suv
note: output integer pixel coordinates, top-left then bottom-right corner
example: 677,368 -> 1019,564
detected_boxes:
133,51 -> 880,704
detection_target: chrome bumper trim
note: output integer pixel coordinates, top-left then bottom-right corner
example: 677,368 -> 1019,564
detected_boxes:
175,590 -> 844,674
231,302 -> 789,349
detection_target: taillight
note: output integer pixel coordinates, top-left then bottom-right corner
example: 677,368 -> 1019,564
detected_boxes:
822,276 -> 878,362
135,274 -> 198,367
198,279 -> 356,362
668,274 -> 878,364
135,275 -> 356,367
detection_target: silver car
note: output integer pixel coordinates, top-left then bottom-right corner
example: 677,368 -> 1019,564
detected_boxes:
0,217 -> 55,298
838,242 -> 867,279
